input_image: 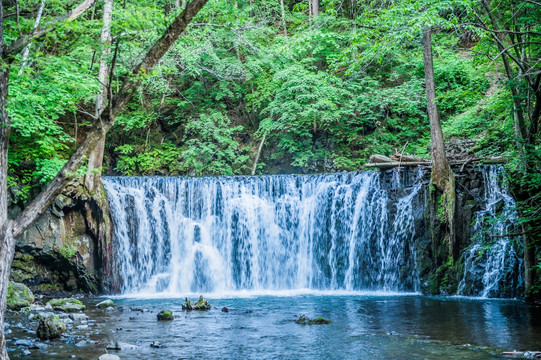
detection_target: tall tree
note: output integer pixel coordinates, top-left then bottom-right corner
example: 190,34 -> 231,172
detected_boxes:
423,28 -> 456,259
85,0 -> 113,194
0,1 -> 209,358
311,0 -> 319,18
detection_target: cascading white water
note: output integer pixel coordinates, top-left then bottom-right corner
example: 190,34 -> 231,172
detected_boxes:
103,170 -> 424,295
457,166 -> 524,298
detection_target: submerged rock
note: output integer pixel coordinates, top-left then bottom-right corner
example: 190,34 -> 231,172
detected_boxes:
96,299 -> 115,309
294,315 -> 332,325
150,341 -> 163,348
182,296 -> 211,311
221,307 -> 229,313
106,341 -> 138,350
7,282 -> 35,311
157,310 -> 174,321
36,315 -> 66,340
98,355 -> 120,360
47,298 -> 86,312
68,313 -> 88,322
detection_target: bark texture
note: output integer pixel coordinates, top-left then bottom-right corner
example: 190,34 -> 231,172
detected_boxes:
423,28 -> 457,260
85,0 -> 113,194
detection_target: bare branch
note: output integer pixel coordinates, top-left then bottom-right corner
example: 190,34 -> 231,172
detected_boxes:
7,0 -> 97,58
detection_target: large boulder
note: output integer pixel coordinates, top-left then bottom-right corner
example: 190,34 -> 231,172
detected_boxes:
47,298 -> 86,312
36,315 -> 66,340
7,281 -> 35,310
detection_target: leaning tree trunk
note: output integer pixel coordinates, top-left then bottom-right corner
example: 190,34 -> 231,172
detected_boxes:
18,0 -> 45,75
0,66 -> 14,360
85,0 -> 113,194
423,28 -> 457,260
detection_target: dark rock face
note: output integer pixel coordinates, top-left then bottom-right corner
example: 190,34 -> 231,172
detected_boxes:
416,165 -> 524,297
9,181 -> 114,294
36,315 -> 66,340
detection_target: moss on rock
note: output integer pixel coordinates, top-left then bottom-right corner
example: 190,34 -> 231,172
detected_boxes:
47,298 -> 86,312
295,315 -> 332,325
182,295 -> 211,311
37,314 -> 66,340
96,299 -> 115,309
157,310 -> 174,320
7,281 -> 35,310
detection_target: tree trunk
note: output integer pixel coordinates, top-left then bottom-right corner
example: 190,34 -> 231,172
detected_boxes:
279,0 -> 287,36
251,131 -> 266,175
423,29 -> 451,192
0,22 -> 15,359
423,28 -> 457,260
18,0 -> 45,75
85,0 -> 113,194
311,0 -> 319,18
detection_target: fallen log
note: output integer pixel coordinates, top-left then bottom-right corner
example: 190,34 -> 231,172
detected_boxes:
364,157 -> 508,169
391,153 -> 427,162
369,154 -> 394,163
364,161 -> 431,168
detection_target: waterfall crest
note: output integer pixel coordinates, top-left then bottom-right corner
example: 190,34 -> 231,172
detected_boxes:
103,171 -> 423,295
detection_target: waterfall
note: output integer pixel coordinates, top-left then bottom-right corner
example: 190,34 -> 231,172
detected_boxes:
457,166 -> 524,298
103,170 -> 424,295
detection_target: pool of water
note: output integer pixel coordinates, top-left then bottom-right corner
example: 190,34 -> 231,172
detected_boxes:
7,293 -> 541,359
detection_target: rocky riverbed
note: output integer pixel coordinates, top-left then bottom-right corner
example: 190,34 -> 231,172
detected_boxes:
5,291 -> 541,359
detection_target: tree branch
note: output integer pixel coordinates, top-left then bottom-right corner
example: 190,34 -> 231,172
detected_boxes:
7,0 -> 97,58
10,0 -> 209,240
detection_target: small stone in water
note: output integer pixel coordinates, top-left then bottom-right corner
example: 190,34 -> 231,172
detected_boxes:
75,340 -> 87,347
150,341 -> 163,348
106,341 -> 138,350
96,299 -> 115,309
15,339 -> 33,347
157,310 -> 174,321
29,342 -> 47,350
98,355 -> 120,360
222,307 -> 229,313
69,313 -> 88,322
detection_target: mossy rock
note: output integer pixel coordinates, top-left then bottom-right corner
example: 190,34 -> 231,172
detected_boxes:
7,281 -> 35,311
37,314 -> 66,340
157,310 -> 174,321
96,299 -> 115,309
182,295 -> 211,311
295,315 -> 332,325
47,298 -> 86,312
